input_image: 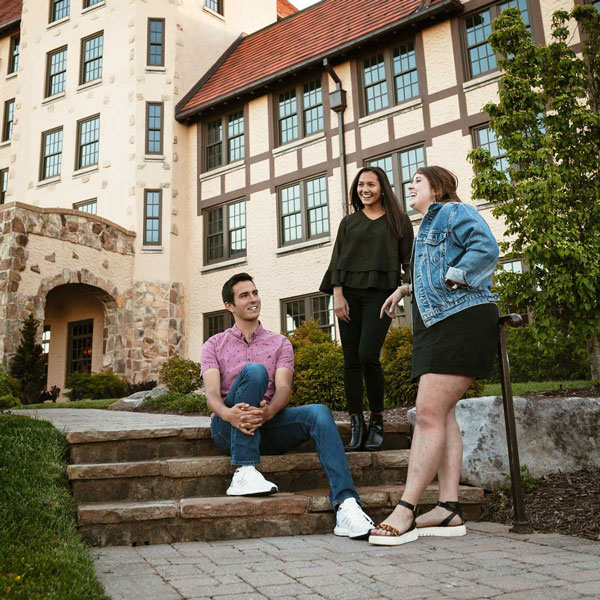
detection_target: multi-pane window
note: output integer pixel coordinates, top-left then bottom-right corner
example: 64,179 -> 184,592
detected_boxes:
473,125 -> 509,173
46,47 -> 67,97
80,32 -> 103,84
204,199 -> 246,264
8,35 -> 19,74
147,19 -> 165,67
363,43 -> 419,115
144,190 -> 162,245
42,325 -> 51,354
464,0 -> 531,79
279,175 -> 329,246
282,294 -> 335,340
84,0 -> 104,8
76,115 -> 100,169
203,311 -> 234,342
499,259 -> 524,274
367,145 -> 425,211
146,103 -> 163,154
41,128 -> 63,180
2,100 -> 14,142
0,169 -> 8,204
50,0 -> 70,22
204,0 -> 223,15
67,319 -> 93,374
277,79 -> 323,145
204,110 -> 245,171
74,199 -> 97,214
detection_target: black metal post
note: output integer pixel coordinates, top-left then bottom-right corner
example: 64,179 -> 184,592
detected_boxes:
497,314 -> 532,533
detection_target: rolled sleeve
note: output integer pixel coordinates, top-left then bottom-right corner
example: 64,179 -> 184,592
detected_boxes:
276,338 -> 294,373
200,337 -> 220,375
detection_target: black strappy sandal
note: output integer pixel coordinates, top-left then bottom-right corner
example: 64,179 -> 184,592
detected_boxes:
368,500 -> 419,546
417,500 -> 467,537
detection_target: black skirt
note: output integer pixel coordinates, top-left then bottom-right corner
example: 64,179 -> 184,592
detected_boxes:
411,300 -> 499,380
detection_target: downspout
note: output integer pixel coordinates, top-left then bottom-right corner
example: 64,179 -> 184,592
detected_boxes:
323,58 -> 348,216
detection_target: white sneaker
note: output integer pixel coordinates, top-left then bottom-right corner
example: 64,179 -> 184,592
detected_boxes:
333,497 -> 374,539
226,466 -> 278,497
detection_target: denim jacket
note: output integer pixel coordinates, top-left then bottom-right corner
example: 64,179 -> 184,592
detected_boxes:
412,202 -> 499,327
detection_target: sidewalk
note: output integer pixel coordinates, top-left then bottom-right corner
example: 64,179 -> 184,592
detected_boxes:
91,523 -> 600,600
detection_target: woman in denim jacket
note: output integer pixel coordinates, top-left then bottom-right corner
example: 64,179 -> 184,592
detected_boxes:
369,166 -> 499,546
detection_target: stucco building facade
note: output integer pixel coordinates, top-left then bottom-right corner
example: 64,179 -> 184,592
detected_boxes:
0,0 -> 588,392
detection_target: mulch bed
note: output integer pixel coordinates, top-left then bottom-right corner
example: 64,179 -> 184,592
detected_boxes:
525,382 -> 600,399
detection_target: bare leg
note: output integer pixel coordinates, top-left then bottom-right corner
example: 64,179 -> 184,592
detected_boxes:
371,373 -> 472,535
416,406 -> 465,527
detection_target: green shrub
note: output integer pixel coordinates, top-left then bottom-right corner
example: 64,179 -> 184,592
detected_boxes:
65,371 -> 129,401
160,355 -> 202,394
287,320 -> 346,410
141,391 -> 210,415
0,365 -> 20,409
0,394 -> 20,409
489,325 -> 590,383
502,464 -> 539,493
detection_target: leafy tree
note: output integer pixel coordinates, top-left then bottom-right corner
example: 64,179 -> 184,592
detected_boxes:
9,314 -> 46,404
468,6 -> 600,379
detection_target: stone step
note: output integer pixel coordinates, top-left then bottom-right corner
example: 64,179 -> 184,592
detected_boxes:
68,450 -> 411,503
67,421 -> 411,464
77,484 -> 484,546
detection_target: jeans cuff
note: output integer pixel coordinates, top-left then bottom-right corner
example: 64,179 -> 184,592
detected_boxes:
231,458 -> 260,466
333,492 -> 360,510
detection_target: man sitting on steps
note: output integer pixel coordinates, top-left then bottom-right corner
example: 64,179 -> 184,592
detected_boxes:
201,272 -> 375,539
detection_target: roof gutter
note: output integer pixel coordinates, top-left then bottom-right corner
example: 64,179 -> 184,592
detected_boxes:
176,0 -> 463,123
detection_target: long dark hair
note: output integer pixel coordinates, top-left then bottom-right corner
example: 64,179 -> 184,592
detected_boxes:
415,166 -> 461,203
349,166 -> 405,238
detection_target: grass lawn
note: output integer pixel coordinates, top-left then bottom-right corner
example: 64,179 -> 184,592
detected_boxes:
482,380 -> 591,397
20,398 -> 117,410
0,414 -> 109,600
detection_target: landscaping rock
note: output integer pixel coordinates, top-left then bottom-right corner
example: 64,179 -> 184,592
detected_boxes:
407,396 -> 600,490
107,385 -> 168,411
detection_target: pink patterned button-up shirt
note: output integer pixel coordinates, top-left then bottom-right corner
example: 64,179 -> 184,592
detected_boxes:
200,323 -> 294,404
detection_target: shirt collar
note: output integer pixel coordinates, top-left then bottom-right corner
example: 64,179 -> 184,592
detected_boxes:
229,322 -> 264,343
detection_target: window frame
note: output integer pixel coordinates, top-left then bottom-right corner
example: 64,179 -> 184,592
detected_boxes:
204,0 -> 224,15
73,198 -> 97,214
83,0 -> 104,8
143,189 -> 163,246
75,114 -> 100,170
50,0 -> 71,23
79,31 -> 103,85
145,102 -> 164,155
0,168 -> 8,204
360,40 -> 420,116
8,35 -> 19,74
67,318 -> 93,375
471,123 -> 509,174
203,108 -> 245,172
147,18 -> 165,67
45,46 -> 68,98
277,174 -> 330,248
275,76 -> 325,146
280,293 -> 336,340
203,310 -> 234,342
2,99 -> 15,142
203,198 -> 247,265
40,127 -> 63,181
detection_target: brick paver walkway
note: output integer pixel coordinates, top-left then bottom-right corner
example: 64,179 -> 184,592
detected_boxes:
91,523 -> 600,600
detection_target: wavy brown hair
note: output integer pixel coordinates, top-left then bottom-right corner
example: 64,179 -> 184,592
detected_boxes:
415,166 -> 461,203
349,166 -> 405,238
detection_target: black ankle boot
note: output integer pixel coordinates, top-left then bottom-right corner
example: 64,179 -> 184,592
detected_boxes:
344,413 -> 366,452
364,413 -> 384,451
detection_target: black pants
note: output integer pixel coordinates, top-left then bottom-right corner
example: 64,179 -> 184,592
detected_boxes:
338,287 -> 393,415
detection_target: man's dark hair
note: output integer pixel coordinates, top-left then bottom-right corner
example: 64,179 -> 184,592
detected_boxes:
222,272 -> 254,304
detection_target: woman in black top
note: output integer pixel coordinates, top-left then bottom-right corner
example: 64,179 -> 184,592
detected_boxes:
320,167 -> 413,451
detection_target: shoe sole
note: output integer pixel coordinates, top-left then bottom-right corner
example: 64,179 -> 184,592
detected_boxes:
368,528 -> 419,546
333,526 -> 373,539
226,486 -> 278,497
417,524 -> 467,537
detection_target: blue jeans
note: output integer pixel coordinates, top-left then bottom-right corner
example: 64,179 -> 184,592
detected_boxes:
210,363 -> 360,508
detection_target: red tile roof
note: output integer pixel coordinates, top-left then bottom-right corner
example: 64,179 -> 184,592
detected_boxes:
277,0 -> 298,19
0,0 -> 22,34
177,0 -> 461,120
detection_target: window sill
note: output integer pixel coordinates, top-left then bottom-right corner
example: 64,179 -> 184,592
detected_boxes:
0,140 -> 11,148
200,159 -> 245,181
42,92 -> 66,105
203,5 -> 225,21
77,79 -> 102,93
37,176 -> 61,188
144,154 -> 165,162
276,237 -> 331,255
146,66 -> 166,73
82,1 -> 105,15
462,70 -> 503,93
201,256 -> 247,273
73,165 -> 98,178
358,97 -> 423,127
141,245 -> 163,254
5,72 -> 18,81
47,16 -> 70,30
273,132 -> 326,158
